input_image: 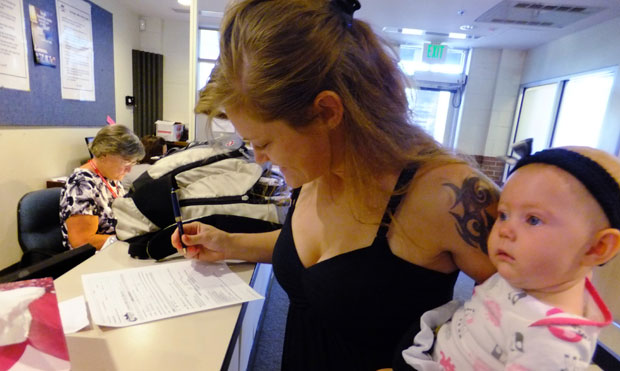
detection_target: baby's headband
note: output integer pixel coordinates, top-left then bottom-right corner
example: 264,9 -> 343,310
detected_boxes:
511,148 -> 620,230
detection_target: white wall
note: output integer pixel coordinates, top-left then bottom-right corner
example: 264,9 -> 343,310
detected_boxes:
455,48 -> 501,155
521,16 -> 620,155
162,20 -> 190,125
483,49 -> 526,157
454,48 -> 526,157
138,16 -> 163,54
0,0 -> 140,269
139,16 -> 190,129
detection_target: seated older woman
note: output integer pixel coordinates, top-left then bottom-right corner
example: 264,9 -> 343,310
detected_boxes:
60,125 -> 144,250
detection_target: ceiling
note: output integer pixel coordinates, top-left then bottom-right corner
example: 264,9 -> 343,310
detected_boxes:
118,0 -> 620,50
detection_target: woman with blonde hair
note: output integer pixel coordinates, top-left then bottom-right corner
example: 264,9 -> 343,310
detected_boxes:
60,125 -> 144,250
172,0 -> 499,369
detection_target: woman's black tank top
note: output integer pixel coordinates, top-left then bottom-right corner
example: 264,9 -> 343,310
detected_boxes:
272,167 -> 459,370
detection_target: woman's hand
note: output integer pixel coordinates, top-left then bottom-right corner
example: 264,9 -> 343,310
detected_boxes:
171,222 -> 229,262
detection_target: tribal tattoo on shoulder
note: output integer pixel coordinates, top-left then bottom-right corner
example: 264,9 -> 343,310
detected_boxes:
443,177 -> 498,254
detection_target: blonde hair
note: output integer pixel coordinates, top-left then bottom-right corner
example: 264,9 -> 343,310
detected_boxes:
196,0 -> 462,207
90,125 -> 145,161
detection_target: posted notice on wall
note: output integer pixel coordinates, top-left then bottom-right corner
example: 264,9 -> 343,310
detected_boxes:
29,4 -> 58,66
0,0 -> 30,91
81,260 -> 264,327
56,0 -> 95,101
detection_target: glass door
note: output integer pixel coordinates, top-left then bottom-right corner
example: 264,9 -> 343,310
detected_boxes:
407,88 -> 457,146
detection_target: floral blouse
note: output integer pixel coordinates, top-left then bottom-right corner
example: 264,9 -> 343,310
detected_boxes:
59,168 -> 125,249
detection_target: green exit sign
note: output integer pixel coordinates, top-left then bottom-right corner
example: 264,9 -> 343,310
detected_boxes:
422,43 -> 447,64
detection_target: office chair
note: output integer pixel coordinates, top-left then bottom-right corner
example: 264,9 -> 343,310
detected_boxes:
17,188 -> 66,266
499,137 -> 534,166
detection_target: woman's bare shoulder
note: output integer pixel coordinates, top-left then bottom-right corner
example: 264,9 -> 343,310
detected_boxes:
393,162 -> 498,281
409,162 -> 498,195
402,162 -> 500,249
416,162 -> 497,186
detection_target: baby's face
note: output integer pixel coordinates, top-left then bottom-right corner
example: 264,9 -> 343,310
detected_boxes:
488,164 -> 605,293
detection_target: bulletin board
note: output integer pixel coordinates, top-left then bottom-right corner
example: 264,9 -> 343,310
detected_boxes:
0,0 -> 115,127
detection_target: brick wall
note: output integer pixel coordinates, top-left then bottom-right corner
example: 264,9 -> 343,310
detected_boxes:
471,155 -> 506,186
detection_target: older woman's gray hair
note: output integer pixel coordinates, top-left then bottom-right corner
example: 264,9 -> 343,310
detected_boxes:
90,125 -> 145,161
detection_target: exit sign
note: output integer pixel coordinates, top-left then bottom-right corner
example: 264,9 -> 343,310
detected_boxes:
422,43 -> 447,64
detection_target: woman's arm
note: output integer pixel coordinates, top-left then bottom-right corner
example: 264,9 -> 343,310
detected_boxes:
431,165 -> 499,283
440,167 -> 499,283
395,163 -> 499,283
65,214 -> 112,250
171,222 -> 280,263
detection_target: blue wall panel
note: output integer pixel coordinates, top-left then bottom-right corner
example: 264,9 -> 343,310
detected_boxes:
0,0 -> 114,127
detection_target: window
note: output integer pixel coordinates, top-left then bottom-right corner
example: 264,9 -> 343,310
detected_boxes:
512,83 -> 560,154
510,69 -> 615,151
197,29 -> 219,91
551,71 -> 614,148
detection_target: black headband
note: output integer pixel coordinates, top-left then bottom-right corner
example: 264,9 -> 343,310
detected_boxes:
331,0 -> 361,28
511,148 -> 620,229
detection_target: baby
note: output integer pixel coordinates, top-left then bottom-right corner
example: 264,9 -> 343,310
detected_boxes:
401,146 -> 620,370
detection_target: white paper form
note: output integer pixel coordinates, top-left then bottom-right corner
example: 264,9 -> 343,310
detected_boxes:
0,0 -> 30,91
81,260 -> 263,327
56,0 -> 95,101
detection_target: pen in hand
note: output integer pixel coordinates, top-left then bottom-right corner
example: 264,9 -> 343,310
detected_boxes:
170,188 -> 187,254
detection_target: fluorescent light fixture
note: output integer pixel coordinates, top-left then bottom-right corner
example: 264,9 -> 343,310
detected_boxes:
401,28 -> 425,35
200,10 -> 223,18
448,32 -> 467,39
178,0 -> 191,6
459,24 -> 474,31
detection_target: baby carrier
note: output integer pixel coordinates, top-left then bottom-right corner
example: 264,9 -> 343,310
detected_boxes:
112,134 -> 289,260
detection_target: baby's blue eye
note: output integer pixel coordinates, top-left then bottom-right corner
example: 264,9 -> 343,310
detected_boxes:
526,215 -> 541,226
498,211 -> 507,221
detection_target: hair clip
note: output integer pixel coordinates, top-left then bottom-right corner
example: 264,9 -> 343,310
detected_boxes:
498,137 -> 533,166
331,0 -> 361,28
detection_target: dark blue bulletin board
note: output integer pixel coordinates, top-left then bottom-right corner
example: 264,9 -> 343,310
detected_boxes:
0,0 -> 114,127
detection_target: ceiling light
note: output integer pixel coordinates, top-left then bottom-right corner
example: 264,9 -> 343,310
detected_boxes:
401,28 -> 425,35
448,32 -> 467,39
459,24 -> 474,31
200,10 -> 223,18
382,27 -> 481,40
178,0 -> 191,6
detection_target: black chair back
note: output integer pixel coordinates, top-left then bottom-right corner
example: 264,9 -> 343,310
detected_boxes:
17,188 -> 66,265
